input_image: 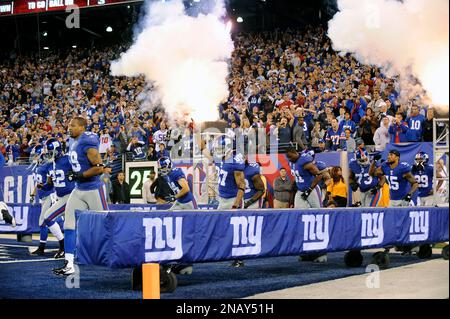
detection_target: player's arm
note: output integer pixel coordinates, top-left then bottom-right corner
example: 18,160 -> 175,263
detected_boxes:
82,148 -> 104,178
404,172 -> 419,197
244,174 -> 265,208
369,161 -> 383,177
320,168 -> 331,186
233,170 -> 246,208
304,162 -> 322,190
174,178 -> 190,199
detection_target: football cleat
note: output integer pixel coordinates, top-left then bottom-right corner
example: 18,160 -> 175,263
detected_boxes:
230,260 -> 245,268
30,246 -> 45,256
54,249 -> 65,259
52,260 -> 75,276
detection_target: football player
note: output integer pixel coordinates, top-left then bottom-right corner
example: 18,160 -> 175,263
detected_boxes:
411,151 -> 435,206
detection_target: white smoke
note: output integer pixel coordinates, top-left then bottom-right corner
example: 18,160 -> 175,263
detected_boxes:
111,0 -> 234,122
328,0 -> 449,113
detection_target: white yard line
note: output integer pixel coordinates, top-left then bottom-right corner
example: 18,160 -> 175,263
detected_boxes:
0,258 -> 56,264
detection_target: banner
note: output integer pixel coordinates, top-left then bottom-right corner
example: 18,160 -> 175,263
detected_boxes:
0,165 -> 35,204
75,206 -> 449,268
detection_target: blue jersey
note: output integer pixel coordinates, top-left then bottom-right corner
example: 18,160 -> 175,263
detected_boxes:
381,161 -> 412,200
349,159 -> 379,192
406,114 -> 425,142
339,120 -> 356,134
290,153 -> 315,192
325,127 -> 344,151
49,155 -> 76,198
218,154 -> 245,199
34,162 -> 54,199
165,168 -> 194,204
412,163 -> 434,197
68,132 -> 102,191
244,162 -> 261,200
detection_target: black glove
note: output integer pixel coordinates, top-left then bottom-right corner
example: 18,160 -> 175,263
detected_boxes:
373,153 -> 382,161
403,193 -> 412,202
370,184 -> 382,195
36,183 -> 44,189
29,195 -> 35,204
301,187 -> 313,200
243,200 -> 253,209
67,170 -> 88,183
164,195 -> 176,203
350,182 -> 359,192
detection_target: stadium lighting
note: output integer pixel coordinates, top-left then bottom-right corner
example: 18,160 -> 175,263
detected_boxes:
72,45 -> 77,48
43,31 -> 48,37
43,47 -> 49,50
237,17 -> 243,23
106,26 -> 113,32
193,0 -> 200,2
127,5 -> 130,9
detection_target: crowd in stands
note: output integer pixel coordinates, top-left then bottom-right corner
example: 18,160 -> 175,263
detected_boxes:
0,26 -> 436,167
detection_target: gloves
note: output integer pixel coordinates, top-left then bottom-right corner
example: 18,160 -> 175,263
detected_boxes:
373,153 -> 382,161
36,183 -> 44,189
243,201 -> 252,209
403,193 -> 412,202
67,170 -> 88,183
370,184 -> 382,195
30,195 -> 35,204
301,187 -> 313,200
164,195 -> 176,203
350,182 -> 359,192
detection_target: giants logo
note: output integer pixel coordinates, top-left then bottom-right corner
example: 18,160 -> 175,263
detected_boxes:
143,217 -> 183,262
361,212 -> 384,246
409,211 -> 429,241
302,214 -> 329,251
230,216 -> 263,257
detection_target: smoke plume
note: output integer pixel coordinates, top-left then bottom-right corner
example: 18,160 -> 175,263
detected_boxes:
328,0 -> 449,113
111,0 -> 233,122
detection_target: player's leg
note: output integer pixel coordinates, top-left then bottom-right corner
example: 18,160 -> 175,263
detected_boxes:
43,195 -> 70,258
294,191 -> 309,209
169,200 -> 196,210
390,199 -> 404,207
217,197 -> 236,210
420,195 -> 435,207
246,198 -> 263,209
363,190 -> 381,208
307,186 -> 323,208
31,196 -> 53,255
53,189 -> 88,275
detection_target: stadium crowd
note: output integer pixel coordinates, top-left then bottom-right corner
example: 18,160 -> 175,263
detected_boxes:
0,26 -> 443,207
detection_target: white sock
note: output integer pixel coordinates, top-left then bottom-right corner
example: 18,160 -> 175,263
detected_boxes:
66,253 -> 74,268
48,223 -> 64,241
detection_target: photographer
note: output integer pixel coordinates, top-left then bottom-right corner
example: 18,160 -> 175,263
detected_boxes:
126,136 -> 147,160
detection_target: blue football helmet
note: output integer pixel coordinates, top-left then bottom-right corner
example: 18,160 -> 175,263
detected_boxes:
415,151 -> 429,165
355,148 -> 370,167
158,157 -> 173,176
302,149 -> 315,159
45,138 -> 64,161
30,145 -> 45,164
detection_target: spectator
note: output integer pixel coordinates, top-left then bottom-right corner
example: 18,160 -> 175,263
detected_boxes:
338,111 -> 357,136
127,136 -> 146,160
147,144 -> 158,161
326,166 -> 348,207
405,104 -> 425,142
359,107 -> 377,146
310,121 -> 325,150
373,116 -> 391,151
315,138 -> 327,153
325,118 -> 344,151
292,116 -> 307,151
111,171 -> 131,204
100,166 -> 113,203
142,170 -> 157,204
422,107 -> 434,142
99,128 -> 113,155
156,142 -> 170,159
273,167 -> 293,208
104,145 -> 119,164
274,116 -> 293,152
340,128 -> 356,152
153,122 -> 169,152
388,112 -> 409,143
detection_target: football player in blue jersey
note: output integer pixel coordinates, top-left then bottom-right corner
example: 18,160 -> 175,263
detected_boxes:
29,145 -> 56,256
286,146 -> 326,209
53,117 -> 108,276
32,138 -> 77,259
370,149 -> 418,207
411,151 -> 435,206
243,160 -> 265,209
158,157 -> 197,210
212,136 -> 246,210
349,149 -> 386,207
157,156 -> 195,275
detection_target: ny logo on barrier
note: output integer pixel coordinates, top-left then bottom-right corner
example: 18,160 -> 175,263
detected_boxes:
0,206 -> 28,232
409,211 -> 429,241
230,216 -> 263,257
361,213 -> 384,246
302,214 -> 329,251
143,217 -> 183,262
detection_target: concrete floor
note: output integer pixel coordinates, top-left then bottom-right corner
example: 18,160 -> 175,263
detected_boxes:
247,251 -> 449,299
